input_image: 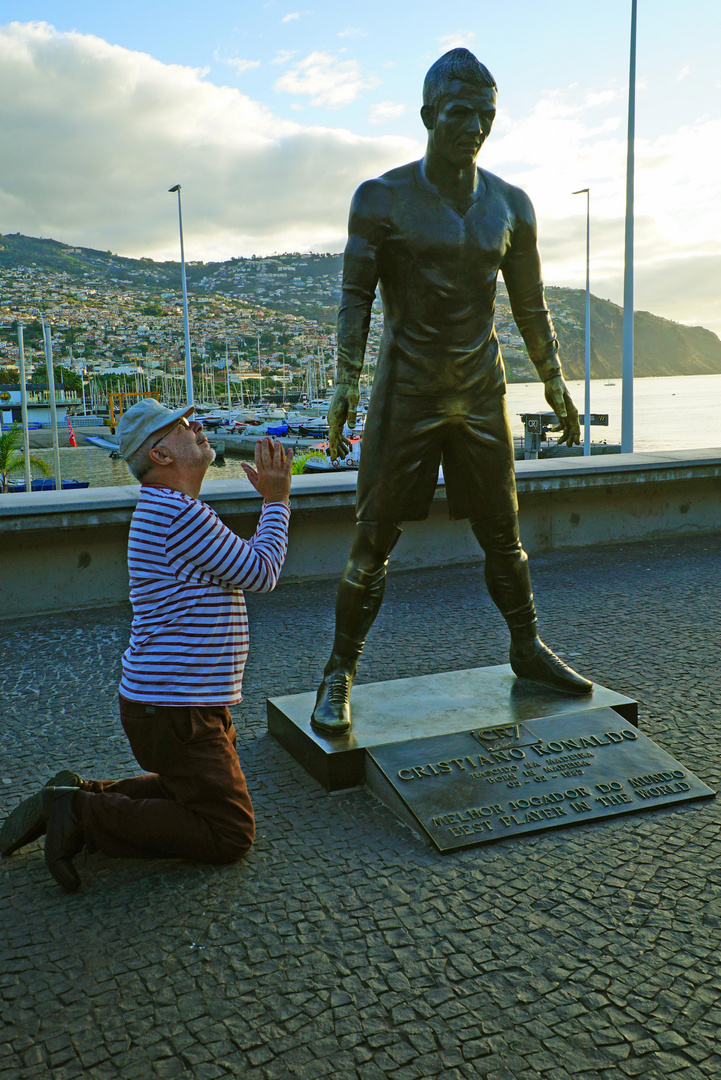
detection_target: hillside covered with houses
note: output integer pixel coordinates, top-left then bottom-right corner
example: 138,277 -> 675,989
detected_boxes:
1,233 -> 719,401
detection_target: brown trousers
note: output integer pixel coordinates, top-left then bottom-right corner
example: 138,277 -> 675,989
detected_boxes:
79,696 -> 255,864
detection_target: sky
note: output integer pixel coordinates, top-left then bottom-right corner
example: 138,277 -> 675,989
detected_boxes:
1,2 -> 720,334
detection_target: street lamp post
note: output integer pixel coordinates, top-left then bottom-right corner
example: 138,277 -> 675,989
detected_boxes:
168,184 -> 194,408
573,187 -> 591,456
621,0 -> 638,453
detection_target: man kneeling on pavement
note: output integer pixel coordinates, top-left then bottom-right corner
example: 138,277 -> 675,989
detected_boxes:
0,399 -> 293,892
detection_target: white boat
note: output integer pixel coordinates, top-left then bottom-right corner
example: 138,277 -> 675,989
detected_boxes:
302,436 -> 362,473
86,435 -> 121,452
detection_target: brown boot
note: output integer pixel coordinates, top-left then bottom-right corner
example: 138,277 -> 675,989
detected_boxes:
42,787 -> 85,893
0,771 -> 84,857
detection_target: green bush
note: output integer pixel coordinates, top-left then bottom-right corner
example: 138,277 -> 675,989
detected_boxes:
291,450 -> 327,475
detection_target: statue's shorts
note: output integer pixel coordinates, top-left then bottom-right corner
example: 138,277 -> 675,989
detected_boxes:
356,382 -> 518,523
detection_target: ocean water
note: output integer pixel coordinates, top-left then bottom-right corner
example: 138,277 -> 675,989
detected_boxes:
11,374 -> 721,490
13,446 -> 256,489
507,373 -> 721,452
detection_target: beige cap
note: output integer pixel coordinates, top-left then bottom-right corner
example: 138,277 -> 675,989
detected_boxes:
118,398 -> 194,460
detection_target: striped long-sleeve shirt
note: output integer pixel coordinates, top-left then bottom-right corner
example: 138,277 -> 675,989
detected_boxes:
120,485 -> 290,705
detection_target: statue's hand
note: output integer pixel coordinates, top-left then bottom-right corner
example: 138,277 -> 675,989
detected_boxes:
544,376 -> 581,447
328,382 -> 359,460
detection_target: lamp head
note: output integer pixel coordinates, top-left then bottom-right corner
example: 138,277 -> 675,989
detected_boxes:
168,184 -> 181,193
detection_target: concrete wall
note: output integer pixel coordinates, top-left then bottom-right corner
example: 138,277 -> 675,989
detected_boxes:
1,449 -> 720,619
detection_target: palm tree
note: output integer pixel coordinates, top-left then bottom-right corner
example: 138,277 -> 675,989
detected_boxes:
0,424 -> 51,493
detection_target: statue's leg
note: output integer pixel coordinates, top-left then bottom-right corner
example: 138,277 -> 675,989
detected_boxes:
471,513 -> 592,695
311,521 -> 402,735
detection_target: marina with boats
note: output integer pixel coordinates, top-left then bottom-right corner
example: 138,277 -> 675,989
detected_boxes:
0,299 -> 621,492
0,322 -> 625,493
4,309 -> 716,493
6,391 -> 619,494
7,369 -> 721,492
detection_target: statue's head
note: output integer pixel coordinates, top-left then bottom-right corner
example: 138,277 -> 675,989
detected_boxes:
421,48 -> 497,167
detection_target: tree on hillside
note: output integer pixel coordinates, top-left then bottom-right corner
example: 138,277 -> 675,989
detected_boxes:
56,366 -> 82,393
28,365 -> 82,393
20,319 -> 44,345
0,424 -> 51,492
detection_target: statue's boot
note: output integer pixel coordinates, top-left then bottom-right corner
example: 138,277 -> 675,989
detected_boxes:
508,637 -> 592,695
312,523 -> 402,735
472,514 -> 592,695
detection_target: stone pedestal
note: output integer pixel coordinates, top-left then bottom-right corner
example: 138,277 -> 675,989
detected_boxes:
268,667 -> 714,851
267,664 -> 637,792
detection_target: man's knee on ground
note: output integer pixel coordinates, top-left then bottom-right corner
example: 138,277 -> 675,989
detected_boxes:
211,838 -> 253,864
208,816 -> 255,864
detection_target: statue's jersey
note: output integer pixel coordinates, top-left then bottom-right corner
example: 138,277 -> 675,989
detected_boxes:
338,161 -> 560,398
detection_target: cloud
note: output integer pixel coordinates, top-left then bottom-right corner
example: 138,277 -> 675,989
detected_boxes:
438,31 -> 476,50
281,11 -> 301,22
338,27 -> 367,39
215,53 -> 260,75
0,22 -> 419,259
0,24 -> 717,336
369,101 -> 406,124
481,86 -> 721,332
274,51 -> 379,108
272,49 -> 295,65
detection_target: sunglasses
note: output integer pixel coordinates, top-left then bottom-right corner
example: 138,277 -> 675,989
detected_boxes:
151,415 -> 192,450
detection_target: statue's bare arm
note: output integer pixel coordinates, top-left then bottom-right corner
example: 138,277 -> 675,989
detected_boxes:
328,182 -> 385,459
501,189 -> 581,447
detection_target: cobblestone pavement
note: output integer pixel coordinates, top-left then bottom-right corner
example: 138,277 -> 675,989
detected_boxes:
2,533 -> 721,1080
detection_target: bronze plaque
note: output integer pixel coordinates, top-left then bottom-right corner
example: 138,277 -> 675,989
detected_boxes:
365,707 -> 714,852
